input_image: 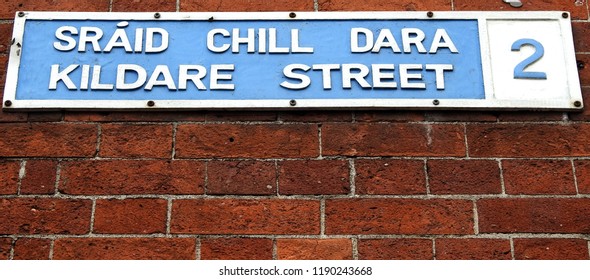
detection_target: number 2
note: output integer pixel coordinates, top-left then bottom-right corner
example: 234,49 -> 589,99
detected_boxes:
511,38 -> 547,80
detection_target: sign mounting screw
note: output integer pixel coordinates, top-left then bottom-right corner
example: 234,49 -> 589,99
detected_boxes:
154,13 -> 161,19
4,100 -> 12,107
147,100 -> 155,107
289,100 -> 297,106
17,11 -> 24,17
433,99 -> 440,106
574,101 -> 582,107
289,12 -> 296,18
427,11 -> 434,18
562,12 -> 569,18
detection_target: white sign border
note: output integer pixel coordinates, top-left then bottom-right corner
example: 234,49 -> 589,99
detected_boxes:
2,11 -> 583,111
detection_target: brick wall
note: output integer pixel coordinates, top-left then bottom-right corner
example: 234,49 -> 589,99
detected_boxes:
1,0 -> 590,260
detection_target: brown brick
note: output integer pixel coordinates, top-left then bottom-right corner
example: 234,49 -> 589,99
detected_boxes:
279,160 -> 349,195
575,160 -> 590,194
53,238 -> 196,260
467,124 -> 590,157
514,239 -> 589,260
112,0 -> 176,12
94,199 -> 168,234
279,111 -> 353,122
20,160 -> 57,195
355,111 -> 425,122
27,112 -> 63,122
100,124 -> 173,158
318,0 -> 451,11
176,124 -> 319,158
425,111 -> 498,122
569,87 -> 590,121
1,0 -> 110,19
0,124 -> 98,157
0,198 -> 91,234
326,199 -> 473,235
478,198 -> 590,233
428,160 -> 501,195
0,238 -> 11,260
64,111 -> 207,122
355,159 -> 426,195
578,54 -> 590,87
358,239 -> 433,260
13,238 -> 51,260
322,123 -> 465,157
181,0 -> 313,11
498,112 -> 565,122
503,160 -> 576,195
207,160 -> 276,195
0,23 -> 12,54
454,0 -> 588,20
201,238 -> 273,260
0,55 -> 35,122
573,22 -> 590,52
59,160 -> 205,195
277,239 -> 352,260
205,111 -> 278,122
436,239 -> 511,260
0,161 -> 19,195
171,199 -> 320,234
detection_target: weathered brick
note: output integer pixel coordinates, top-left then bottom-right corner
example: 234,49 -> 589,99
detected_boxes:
355,159 -> 426,195
467,124 -> 590,157
478,198 -> 590,233
318,0 -> 451,11
326,199 -> 473,235
53,238 -> 196,260
93,199 -> 168,234
26,112 -> 63,122
207,160 -> 276,195
355,111 -> 425,122
279,111 -> 353,122
171,199 -> 320,234
435,238 -> 511,260
0,160 -> 19,195
425,111 -> 498,122
112,0 -> 176,12
20,160 -> 57,195
59,160 -> 205,195
514,239 -> 589,260
181,0 -> 313,11
100,124 -> 173,158
175,124 -> 319,158
200,238 -> 273,260
503,160 -> 576,195
13,238 -> 51,260
1,0 -> 110,19
0,23 -> 12,54
279,160 -> 349,195
277,239 -> 352,260
0,198 -> 91,234
573,22 -> 590,52
575,160 -> 590,194
498,111 -> 565,122
0,238 -> 11,260
322,123 -> 465,157
577,54 -> 590,87
64,111 -> 207,122
358,239 -> 433,260
454,0 -> 588,20
0,124 -> 98,157
205,111 -> 278,122
569,87 -> 590,121
428,160 -> 501,195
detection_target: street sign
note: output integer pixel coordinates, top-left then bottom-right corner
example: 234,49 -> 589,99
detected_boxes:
2,11 -> 582,110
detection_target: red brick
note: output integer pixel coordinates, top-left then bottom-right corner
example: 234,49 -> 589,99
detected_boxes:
467,124 -> 590,157
20,160 -> 57,195
201,238 -> 273,260
569,87 -> 590,121
100,124 -> 173,158
181,0 -> 313,11
26,112 -> 63,122
323,123 -> 465,157
355,159 -> 426,195
326,199 -> 473,235
279,111 -> 353,122
478,198 -> 590,233
514,239 -> 589,260
1,0 -> 110,19
53,238 -> 196,260
0,161 -> 19,195
358,239 -> 433,260
318,0 -> 451,11
425,111 -> 498,122
0,198 -> 91,234
498,111 -> 565,122
171,199 -> 320,234
0,123 -> 98,157
176,124 -> 319,158
112,0 -> 176,12
578,54 -> 590,87
277,239 -> 352,260
355,111 -> 425,122
205,111 -> 278,122
64,111 -> 207,122
575,160 -> 590,194
94,199 -> 168,234
454,0 -> 588,20
503,160 -> 576,195
0,238 -> 11,260
0,23 -> 12,54
436,238 -> 511,260
428,160 -> 501,195
13,238 -> 51,260
279,160 -> 349,195
573,22 -> 590,52
60,160 -> 204,195
208,160 -> 276,195
0,55 -> 35,122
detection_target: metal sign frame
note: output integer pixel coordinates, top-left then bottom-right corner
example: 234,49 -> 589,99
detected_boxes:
2,11 -> 583,110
